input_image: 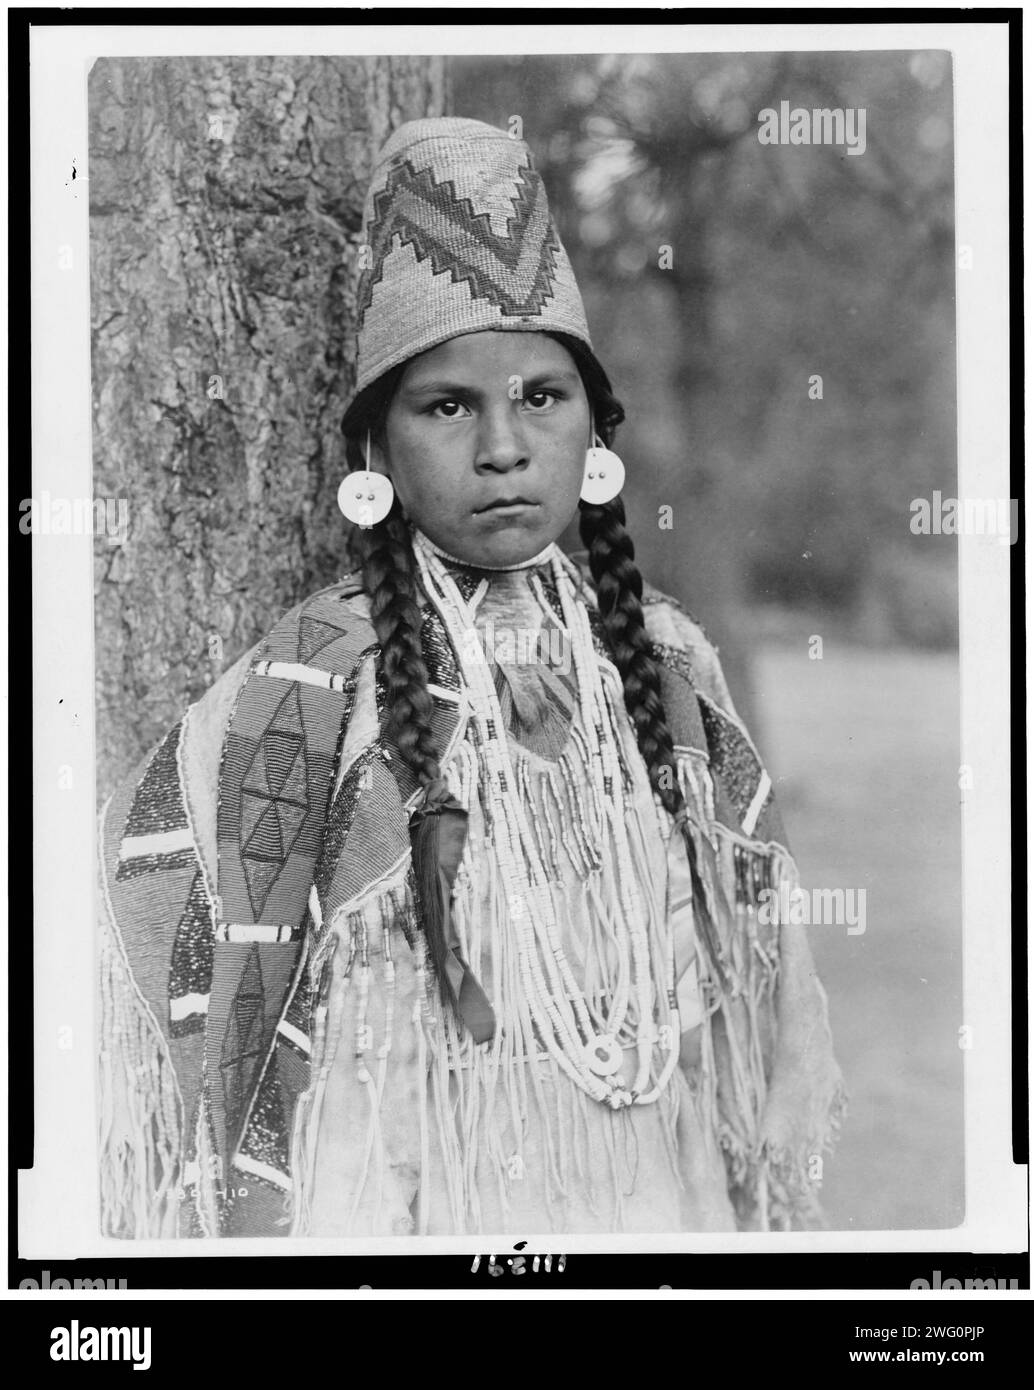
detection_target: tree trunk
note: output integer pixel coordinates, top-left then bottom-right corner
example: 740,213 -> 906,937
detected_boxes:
90,56 -> 447,801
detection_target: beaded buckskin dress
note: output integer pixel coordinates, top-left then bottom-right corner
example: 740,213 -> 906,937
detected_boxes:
305,546 -> 736,1235
98,538 -> 845,1240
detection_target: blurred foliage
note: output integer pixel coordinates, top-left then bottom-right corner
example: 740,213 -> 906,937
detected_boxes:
452,52 -> 957,649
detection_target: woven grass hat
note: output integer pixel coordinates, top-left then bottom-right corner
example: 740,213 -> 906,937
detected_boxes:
353,117 -> 595,394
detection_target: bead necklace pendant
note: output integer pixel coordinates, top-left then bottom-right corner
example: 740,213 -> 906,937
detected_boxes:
584,1033 -> 623,1077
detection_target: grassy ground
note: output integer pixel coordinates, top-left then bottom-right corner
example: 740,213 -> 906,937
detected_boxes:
753,641 -> 964,1231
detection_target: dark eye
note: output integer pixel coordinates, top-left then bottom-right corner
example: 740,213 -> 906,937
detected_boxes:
524,390 -> 558,411
431,399 -> 470,420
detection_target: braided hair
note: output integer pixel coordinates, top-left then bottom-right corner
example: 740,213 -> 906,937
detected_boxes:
340,333 -> 718,993
341,361 -> 443,788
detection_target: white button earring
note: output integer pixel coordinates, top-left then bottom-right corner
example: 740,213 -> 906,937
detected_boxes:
580,433 -> 626,506
337,431 -> 395,528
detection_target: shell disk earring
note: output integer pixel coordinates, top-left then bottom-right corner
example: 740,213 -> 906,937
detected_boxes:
337,432 -> 395,527
580,434 -> 626,506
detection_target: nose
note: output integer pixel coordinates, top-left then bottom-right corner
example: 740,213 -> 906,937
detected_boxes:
473,404 -> 529,475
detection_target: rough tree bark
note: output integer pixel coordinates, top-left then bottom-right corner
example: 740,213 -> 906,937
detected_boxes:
90,56 -> 447,800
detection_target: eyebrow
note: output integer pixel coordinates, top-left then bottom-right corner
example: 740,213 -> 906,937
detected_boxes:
400,368 -> 582,399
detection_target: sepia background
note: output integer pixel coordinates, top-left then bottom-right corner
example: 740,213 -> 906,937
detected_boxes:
89,50 -> 962,1232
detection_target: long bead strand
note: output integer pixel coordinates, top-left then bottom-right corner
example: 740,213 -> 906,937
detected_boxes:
411,532 -> 680,1108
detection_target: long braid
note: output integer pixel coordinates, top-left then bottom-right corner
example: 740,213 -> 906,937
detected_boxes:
578,496 -> 682,818
547,335 -> 682,808
355,500 -> 441,791
354,500 -> 477,1016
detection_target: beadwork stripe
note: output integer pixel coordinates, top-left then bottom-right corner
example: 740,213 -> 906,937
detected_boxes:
170,992 -> 210,1021
231,1154 -> 292,1189
120,828 -> 195,858
252,659 -> 350,692
276,1019 -> 311,1055
427,682 -> 464,704
742,769 -> 772,836
215,922 -> 301,944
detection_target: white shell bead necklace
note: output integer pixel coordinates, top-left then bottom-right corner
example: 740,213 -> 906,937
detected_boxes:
410,528 -> 681,1109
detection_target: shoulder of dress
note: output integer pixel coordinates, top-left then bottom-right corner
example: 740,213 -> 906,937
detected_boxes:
257,573 -> 379,658
641,587 -> 713,657
293,569 -> 370,616
646,599 -> 733,711
565,549 -> 728,703
180,576 -> 379,734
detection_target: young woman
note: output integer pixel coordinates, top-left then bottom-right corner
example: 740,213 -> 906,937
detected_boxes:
98,117 -> 844,1239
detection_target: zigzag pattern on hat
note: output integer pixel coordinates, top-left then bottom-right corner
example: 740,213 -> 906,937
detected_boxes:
357,157 -> 562,327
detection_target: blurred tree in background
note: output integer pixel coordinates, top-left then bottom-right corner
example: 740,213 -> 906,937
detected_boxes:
453,51 -> 957,714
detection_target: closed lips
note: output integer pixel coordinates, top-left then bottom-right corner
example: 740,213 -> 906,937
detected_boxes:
477,497 -> 537,511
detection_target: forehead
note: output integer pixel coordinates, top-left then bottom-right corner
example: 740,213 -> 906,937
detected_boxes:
399,331 -> 575,386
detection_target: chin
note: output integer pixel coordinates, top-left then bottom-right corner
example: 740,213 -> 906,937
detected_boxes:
470,522 -> 556,567
433,513 -> 563,568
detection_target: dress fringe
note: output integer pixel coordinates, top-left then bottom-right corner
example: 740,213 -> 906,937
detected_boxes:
284,723 -> 845,1236
687,800 -> 845,1230
288,881 -> 413,1237
98,805 -> 184,1238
